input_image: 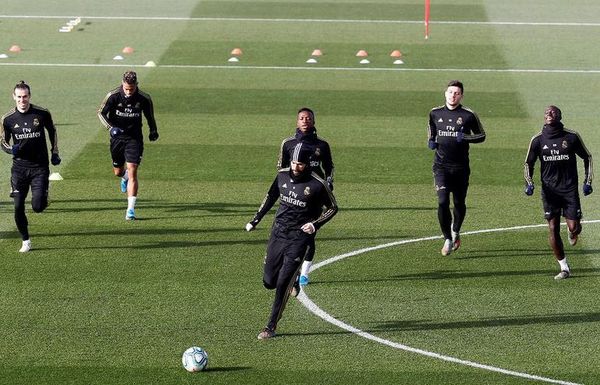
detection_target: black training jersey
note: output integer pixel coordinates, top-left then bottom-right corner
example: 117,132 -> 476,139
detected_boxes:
1,104 -> 58,167
428,104 -> 486,169
524,124 -> 593,193
98,86 -> 158,141
277,129 -> 334,180
251,169 -> 338,232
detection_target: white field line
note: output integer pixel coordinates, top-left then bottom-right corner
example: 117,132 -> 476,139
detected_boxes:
299,220 -> 600,385
1,15 -> 600,27
2,62 -> 600,75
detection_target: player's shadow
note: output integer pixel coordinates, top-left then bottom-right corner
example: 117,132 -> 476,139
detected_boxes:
372,311 -> 600,332
310,266 -> 600,285
455,247 -> 600,260
284,310 -> 600,338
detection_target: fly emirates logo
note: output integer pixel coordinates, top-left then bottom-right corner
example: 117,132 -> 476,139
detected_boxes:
543,149 -> 569,162
14,127 -> 41,140
280,190 -> 307,207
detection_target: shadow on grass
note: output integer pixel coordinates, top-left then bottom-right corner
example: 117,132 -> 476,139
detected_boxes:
283,309 -> 600,338
371,311 -> 600,332
311,266 -> 600,284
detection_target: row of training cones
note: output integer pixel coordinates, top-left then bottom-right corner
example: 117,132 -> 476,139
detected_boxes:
227,47 -> 404,65
309,49 -> 404,65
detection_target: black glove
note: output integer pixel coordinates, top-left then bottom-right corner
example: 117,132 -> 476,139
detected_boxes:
51,153 -> 61,166
524,183 -> 534,196
583,183 -> 593,196
11,143 -> 20,155
149,131 -> 159,141
110,127 -> 124,138
326,176 -> 334,191
428,140 -> 437,150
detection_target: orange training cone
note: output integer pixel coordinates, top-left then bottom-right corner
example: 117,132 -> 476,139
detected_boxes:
122,46 -> 134,54
9,45 -> 21,53
390,50 -> 402,58
230,48 -> 242,56
355,50 -> 368,57
311,49 -> 323,57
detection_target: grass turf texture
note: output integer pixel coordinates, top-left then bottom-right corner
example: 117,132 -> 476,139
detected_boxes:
0,0 -> 599,384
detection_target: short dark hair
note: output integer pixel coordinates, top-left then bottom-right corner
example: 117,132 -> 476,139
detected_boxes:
297,107 -> 315,120
447,80 -> 464,93
14,80 -> 30,94
123,71 -> 138,85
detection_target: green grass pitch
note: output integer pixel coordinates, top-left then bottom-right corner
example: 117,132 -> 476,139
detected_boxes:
0,1 -> 599,384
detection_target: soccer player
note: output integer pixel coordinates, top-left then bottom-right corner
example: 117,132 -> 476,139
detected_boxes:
98,71 -> 159,220
524,105 -> 593,280
428,80 -> 486,256
275,107 -> 334,286
245,143 -> 338,340
1,81 -> 61,252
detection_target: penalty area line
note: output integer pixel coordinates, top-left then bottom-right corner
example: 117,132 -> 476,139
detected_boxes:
299,221 -> 600,385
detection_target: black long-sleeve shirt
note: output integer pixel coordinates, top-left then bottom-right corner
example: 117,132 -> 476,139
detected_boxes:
428,104 -> 486,169
277,128 -> 334,181
98,86 -> 158,141
250,169 -> 338,232
524,123 -> 593,193
1,104 -> 58,167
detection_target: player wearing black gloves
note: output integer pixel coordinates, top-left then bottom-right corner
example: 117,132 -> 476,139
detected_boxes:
427,80 -> 486,256
1,81 -> 60,252
275,108 -> 335,286
98,71 -> 159,220
524,105 -> 593,280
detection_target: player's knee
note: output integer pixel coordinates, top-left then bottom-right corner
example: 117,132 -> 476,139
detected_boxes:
263,279 -> 276,290
32,202 -> 47,213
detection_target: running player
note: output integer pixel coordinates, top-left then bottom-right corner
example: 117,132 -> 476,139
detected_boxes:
428,80 -> 486,256
276,108 -> 334,286
246,143 -> 338,339
524,105 -> 593,280
1,81 -> 61,252
98,71 -> 159,220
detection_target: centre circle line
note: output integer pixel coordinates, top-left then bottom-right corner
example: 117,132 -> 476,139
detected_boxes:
298,220 -> 600,385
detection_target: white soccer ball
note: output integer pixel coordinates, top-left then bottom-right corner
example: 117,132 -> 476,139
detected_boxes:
182,346 -> 209,372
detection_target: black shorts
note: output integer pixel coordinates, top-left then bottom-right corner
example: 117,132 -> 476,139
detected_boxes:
433,164 -> 470,195
263,224 -> 313,288
541,187 -> 582,220
11,163 -> 49,200
110,137 -> 143,167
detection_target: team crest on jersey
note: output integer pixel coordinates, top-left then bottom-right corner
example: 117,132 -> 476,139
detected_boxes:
304,186 -> 311,196
33,118 -> 40,127
314,148 -> 321,157
456,117 -> 463,125
135,102 -> 141,108
562,140 -> 568,149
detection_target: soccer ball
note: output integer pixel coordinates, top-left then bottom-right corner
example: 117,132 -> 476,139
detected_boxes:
181,346 -> 209,372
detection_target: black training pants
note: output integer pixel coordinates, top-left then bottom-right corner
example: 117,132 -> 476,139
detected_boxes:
263,224 -> 313,330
